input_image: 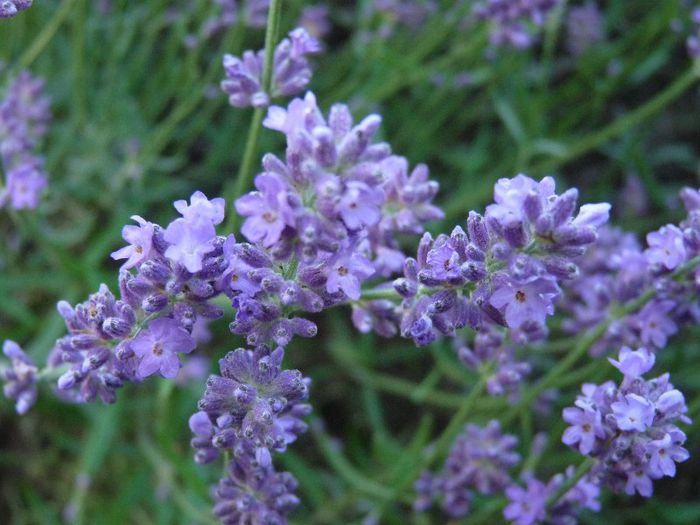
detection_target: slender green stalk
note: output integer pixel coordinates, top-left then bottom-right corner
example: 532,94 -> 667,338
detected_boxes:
310,419 -> 395,501
502,254 -> 700,425
373,371 -> 490,520
545,457 -> 597,510
224,0 -> 284,233
15,0 -> 77,70
532,67 -> 698,174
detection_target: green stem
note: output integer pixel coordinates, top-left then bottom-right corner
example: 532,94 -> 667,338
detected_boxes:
503,254 -> 700,425
422,370 -> 490,468
224,0 -> 284,233
532,67 -> 698,174
545,457 -> 596,510
15,0 -> 77,70
310,419 -> 395,501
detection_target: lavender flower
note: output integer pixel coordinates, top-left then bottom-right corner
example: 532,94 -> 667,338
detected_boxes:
416,420 -> 520,518
565,2 -> 604,56
392,174 -> 609,347
230,91 -> 442,342
560,186 -> 700,356
297,4 -> 331,40
475,0 -> 562,49
0,0 -> 32,18
504,467 -> 600,525
1,340 -> 38,414
196,346 -> 311,465
213,440 -> 300,525
562,346 -> 690,498
0,71 -> 51,210
46,191 -> 230,404
130,318 -> 196,379
221,28 -> 321,108
110,215 -> 154,270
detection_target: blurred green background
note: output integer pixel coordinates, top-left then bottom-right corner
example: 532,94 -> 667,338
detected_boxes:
1,0 -> 699,523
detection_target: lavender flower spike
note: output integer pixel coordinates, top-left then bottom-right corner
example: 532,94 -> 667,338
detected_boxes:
1,340 -> 38,414
0,71 -> 51,210
562,346 -> 690,498
0,0 -> 32,18
221,28 -> 320,108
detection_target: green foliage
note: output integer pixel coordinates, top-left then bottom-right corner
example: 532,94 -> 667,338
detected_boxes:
1,0 -> 699,523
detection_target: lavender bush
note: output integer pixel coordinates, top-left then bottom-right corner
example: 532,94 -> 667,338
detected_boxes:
1,1 -> 700,524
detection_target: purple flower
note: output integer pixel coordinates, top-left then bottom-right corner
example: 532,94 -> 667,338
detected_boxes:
636,300 -> 677,348
625,469 -> 653,497
221,50 -> 268,108
235,173 -> 294,247
337,181 -> 383,230
272,28 -> 321,97
566,2 -> 604,56
490,276 -> 559,329
1,340 -> 38,414
221,27 -> 320,108
562,406 -> 605,455
110,215 -> 155,269
503,478 -> 549,525
1,157 -> 47,209
416,420 -> 519,519
298,4 -> 331,39
647,432 -> 689,478
612,393 -> 655,432
645,224 -> 687,270
0,0 -> 32,18
130,318 -> 195,379
607,346 -> 655,379
163,218 -> 217,273
0,71 -> 51,210
326,250 -> 375,300
174,190 -> 225,225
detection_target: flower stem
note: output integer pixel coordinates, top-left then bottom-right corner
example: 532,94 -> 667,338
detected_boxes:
532,67 -> 699,174
502,254 -> 700,425
15,0 -> 77,71
545,457 -> 597,510
224,0 -> 284,233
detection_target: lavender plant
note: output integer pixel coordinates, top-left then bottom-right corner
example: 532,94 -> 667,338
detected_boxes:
2,1 -> 700,524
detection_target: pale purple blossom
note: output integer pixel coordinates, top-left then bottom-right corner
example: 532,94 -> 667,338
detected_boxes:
110,215 -> 155,269
130,318 -> 196,379
163,218 -> 217,273
490,277 -> 559,329
645,224 -> 686,270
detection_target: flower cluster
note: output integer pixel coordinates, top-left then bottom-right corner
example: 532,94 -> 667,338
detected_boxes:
504,466 -> 600,525
1,340 -> 38,415
475,0 -> 561,49
234,92 -> 441,314
221,28 -> 321,108
415,420 -> 520,518
560,186 -> 700,356
0,0 -> 32,18
454,327 -> 531,398
565,2 -> 604,57
190,346 -> 310,522
391,174 -> 610,348
0,71 -> 51,210
47,191 -> 229,404
562,346 -> 690,497
213,439 -> 300,524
